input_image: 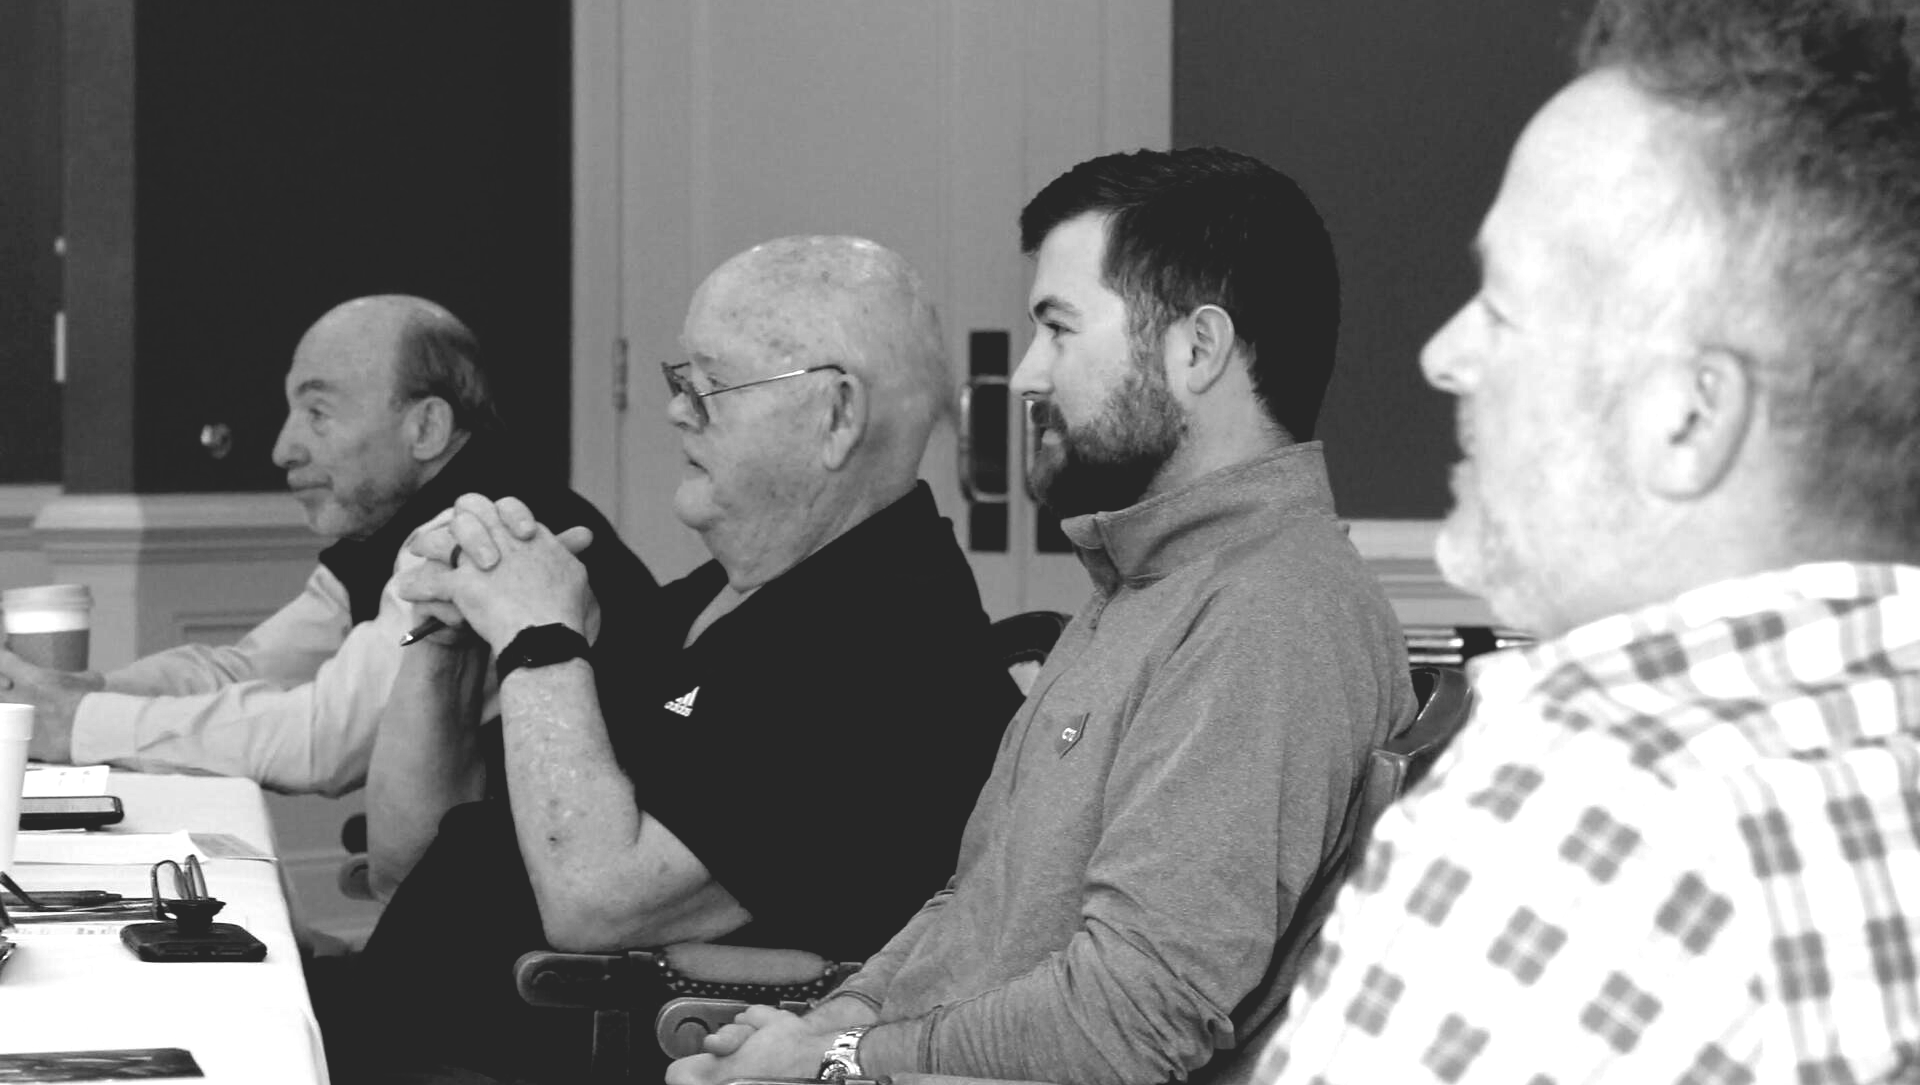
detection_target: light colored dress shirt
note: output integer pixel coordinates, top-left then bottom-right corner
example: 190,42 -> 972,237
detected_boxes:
70,552 -> 442,796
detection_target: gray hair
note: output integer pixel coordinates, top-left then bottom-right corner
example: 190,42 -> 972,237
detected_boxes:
1580,0 -> 1920,546
390,302 -> 502,436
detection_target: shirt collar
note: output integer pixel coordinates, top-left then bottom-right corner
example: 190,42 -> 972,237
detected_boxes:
1060,442 -> 1336,594
1470,561 -> 1920,705
708,481 -> 944,611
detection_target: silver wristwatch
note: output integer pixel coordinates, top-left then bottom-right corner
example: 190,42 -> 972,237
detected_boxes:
816,1025 -> 874,1082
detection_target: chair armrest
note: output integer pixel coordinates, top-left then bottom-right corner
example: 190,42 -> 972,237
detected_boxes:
688,1042 -> 1062,1084
657,996 -> 768,1058
336,853 -> 376,902
517,949 -> 653,1010
720,1079 -> 888,1085
521,942 -> 862,1017
721,1079 -> 889,1085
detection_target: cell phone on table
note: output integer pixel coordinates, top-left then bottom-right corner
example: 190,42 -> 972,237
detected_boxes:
19,795 -> 125,831
121,921 -> 267,962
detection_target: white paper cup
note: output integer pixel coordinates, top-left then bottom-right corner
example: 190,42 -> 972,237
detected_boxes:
3,583 -> 92,672
0,703 -> 31,875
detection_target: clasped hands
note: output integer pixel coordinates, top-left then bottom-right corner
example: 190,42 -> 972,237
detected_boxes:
400,494 -> 598,652
666,1004 -> 856,1085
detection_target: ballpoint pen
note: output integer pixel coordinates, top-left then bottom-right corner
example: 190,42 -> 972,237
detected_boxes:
399,617 -> 446,646
399,543 -> 460,645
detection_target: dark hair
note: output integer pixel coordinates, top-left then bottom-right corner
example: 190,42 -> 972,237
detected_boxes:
1019,147 -> 1340,441
392,310 -> 502,436
1580,0 -> 1920,546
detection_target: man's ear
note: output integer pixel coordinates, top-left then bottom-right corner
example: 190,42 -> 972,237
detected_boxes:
406,396 -> 457,462
821,372 -> 869,471
1177,305 -> 1239,396
1641,347 -> 1756,500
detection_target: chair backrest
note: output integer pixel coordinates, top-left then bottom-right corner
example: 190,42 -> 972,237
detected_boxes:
990,610 -> 1071,696
1388,664 -> 1474,792
1198,665 -> 1475,1085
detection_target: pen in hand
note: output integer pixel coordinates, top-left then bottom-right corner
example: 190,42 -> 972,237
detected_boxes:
399,542 -> 460,646
399,618 -> 446,647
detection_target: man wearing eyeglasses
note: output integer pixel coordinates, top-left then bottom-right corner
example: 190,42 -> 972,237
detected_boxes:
344,236 -> 1021,1084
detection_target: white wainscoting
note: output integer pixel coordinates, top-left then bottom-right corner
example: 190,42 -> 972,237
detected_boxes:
1345,519 -> 1497,629
0,485 -> 59,595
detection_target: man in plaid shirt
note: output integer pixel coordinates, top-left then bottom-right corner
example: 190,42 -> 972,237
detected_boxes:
1258,0 -> 1920,1081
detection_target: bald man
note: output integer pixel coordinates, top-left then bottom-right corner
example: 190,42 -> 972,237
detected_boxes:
344,238 -> 1019,1083
0,295 -> 654,797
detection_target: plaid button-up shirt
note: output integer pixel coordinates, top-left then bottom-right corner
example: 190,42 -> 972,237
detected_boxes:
1256,563 -> 1920,1084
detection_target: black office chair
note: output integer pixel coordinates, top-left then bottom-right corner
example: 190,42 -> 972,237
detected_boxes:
991,610 -> 1070,695
638,664 -> 1476,1080
1194,663 -> 1472,1085
337,814 -> 375,902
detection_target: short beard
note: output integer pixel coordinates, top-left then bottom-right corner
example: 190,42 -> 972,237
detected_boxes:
1027,337 -> 1187,518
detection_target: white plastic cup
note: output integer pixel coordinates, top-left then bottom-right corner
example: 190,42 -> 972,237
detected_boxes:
3,583 -> 92,672
0,703 -> 31,875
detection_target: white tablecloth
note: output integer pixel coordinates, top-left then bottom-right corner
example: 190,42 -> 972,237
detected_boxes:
1,772 -> 329,1084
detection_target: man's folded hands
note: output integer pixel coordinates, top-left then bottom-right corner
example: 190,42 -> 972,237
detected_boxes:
399,493 -> 598,651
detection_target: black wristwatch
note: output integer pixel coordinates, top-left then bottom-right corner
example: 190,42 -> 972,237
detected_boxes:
494,623 -> 591,684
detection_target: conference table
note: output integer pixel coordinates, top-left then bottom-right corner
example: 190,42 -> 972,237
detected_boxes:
1,771 -> 330,1084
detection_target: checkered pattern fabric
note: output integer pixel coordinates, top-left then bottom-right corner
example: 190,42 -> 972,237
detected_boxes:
1256,563 -> 1920,1084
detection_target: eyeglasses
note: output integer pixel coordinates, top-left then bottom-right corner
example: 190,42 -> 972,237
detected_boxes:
661,361 -> 847,429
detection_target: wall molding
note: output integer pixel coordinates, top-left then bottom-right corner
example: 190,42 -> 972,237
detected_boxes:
1345,519 -> 1497,628
33,491 -> 319,565
0,484 -> 60,555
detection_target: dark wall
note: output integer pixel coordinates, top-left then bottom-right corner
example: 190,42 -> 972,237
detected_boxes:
0,0 -> 65,483
1174,0 -> 1581,517
60,0 -> 571,493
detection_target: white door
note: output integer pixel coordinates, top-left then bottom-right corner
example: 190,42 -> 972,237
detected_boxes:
572,0 -> 1170,618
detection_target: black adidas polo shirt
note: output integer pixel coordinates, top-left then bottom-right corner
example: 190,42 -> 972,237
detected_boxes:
356,483 -> 1020,1082
598,481 -> 1019,959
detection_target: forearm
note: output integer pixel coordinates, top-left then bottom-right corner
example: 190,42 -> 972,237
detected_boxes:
104,643 -> 259,695
74,684 -> 356,795
856,926 -> 1235,1083
499,661 -> 744,949
365,643 -> 488,898
74,614 -> 408,796
807,996 -> 880,1031
829,885 -> 955,1011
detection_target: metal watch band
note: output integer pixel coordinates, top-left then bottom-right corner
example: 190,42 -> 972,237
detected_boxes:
494,623 -> 590,685
816,1024 -> 874,1083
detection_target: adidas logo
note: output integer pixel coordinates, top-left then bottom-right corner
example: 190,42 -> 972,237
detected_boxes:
663,687 -> 700,717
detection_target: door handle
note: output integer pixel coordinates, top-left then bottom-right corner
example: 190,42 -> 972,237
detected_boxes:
958,375 -> 1010,505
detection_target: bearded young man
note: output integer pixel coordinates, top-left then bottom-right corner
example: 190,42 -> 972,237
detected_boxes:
1256,1 -> 1920,1081
669,147 -> 1413,1085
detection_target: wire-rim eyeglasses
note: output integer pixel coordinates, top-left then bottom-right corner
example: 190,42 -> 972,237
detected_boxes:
660,361 -> 847,429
